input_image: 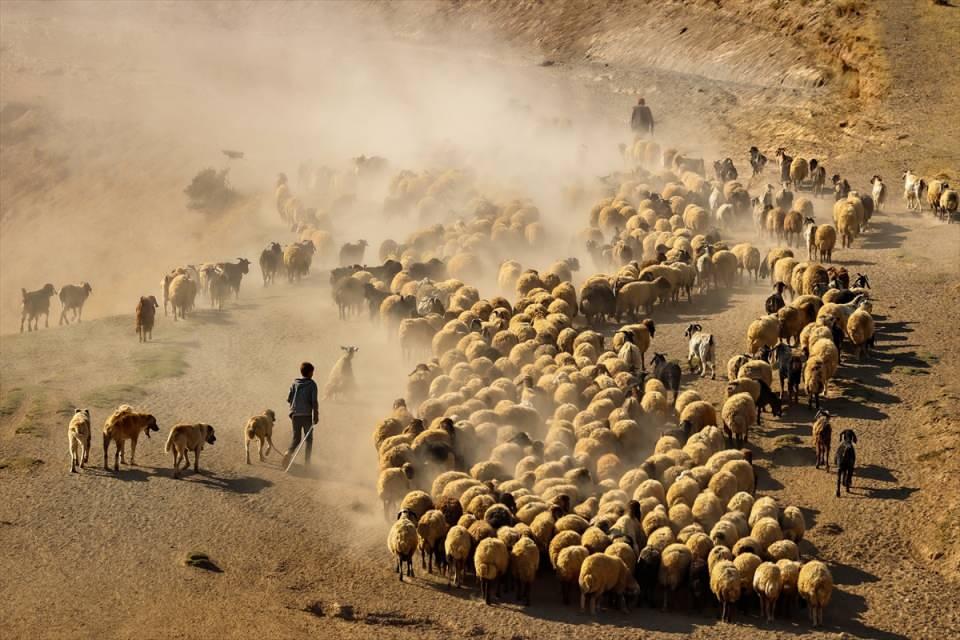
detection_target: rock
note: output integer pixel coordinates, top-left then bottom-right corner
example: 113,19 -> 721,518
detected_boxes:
330,602 -> 354,620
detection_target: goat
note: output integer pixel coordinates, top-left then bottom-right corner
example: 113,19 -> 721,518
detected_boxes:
870,175 -> 886,212
809,159 -> 827,197
787,354 -> 804,405
748,146 -> 767,177
765,282 -> 786,315
338,240 -> 369,267
775,148 -> 792,185
832,174 -> 851,201
812,410 -> 832,470
650,353 -> 682,402
259,242 -> 283,286
853,273 -> 870,289
135,296 -> 159,342
20,284 -> 58,332
684,323 -> 716,379
835,429 -> 857,496
714,158 -> 737,183
217,258 -> 251,299
323,346 -> 359,400
58,282 -> 93,325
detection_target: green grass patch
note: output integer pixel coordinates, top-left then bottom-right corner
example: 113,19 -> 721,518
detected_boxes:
0,456 -> 44,470
0,388 -> 25,416
132,347 -> 188,383
84,384 -> 147,409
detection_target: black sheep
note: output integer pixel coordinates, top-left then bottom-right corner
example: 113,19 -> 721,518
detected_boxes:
635,547 -> 661,608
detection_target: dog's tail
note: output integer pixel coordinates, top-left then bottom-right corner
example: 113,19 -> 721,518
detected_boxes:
164,427 -> 176,453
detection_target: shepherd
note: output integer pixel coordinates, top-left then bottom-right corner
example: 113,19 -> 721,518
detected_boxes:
631,97 -> 655,136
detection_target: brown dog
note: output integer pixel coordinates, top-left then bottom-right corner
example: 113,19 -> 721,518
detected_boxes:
165,423 -> 216,478
103,405 -> 159,471
243,409 -> 277,464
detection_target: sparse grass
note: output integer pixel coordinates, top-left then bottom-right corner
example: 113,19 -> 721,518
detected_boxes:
917,448 -> 950,463
773,435 -> 803,449
0,456 -> 44,470
14,421 -> 43,436
0,388 -> 25,416
183,551 -> 222,572
132,347 -> 188,383
897,366 -> 930,376
84,384 -> 147,409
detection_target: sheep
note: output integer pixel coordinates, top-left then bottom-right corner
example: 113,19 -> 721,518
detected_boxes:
788,157 -> 808,190
388,509 -> 419,581
753,561 -> 783,622
168,274 -> 197,321
259,242 -> 283,286
721,393 -> 756,447
614,277 -> 671,320
444,524 -> 472,587
684,323 -> 716,379
798,560 -> 833,626
207,268 -> 230,311
323,346 -> 359,400
710,559 -> 741,622
679,401 -> 717,440
510,535 -> 540,605
711,250 -> 739,288
846,309 -> 876,360
579,278 -> 616,326
339,239 -> 369,266
417,509 -> 449,574
135,295 -> 159,342
942,188 -> 959,222
579,553 -> 634,614
747,316 -> 780,354
474,537 -> 510,604
658,543 -> 692,610
835,202 -> 859,248
835,429 -> 858,497
812,409 -> 832,470
68,408 -> 91,473
804,357 -> 827,409
650,353 -> 681,401
378,463 -> 415,520
674,389 -> 702,415
20,283 -> 57,332
58,282 -> 93,325
780,506 -> 806,543
555,544 -> 589,605
283,240 -> 315,282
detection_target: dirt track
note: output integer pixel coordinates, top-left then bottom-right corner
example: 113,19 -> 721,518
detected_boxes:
1,2 -> 959,639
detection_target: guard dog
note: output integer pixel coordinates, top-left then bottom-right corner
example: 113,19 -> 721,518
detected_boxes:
165,423 -> 217,478
103,405 -> 159,471
243,409 -> 277,464
68,408 -> 91,473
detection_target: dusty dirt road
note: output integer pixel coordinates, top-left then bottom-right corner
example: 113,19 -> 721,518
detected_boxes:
1,2 -> 959,639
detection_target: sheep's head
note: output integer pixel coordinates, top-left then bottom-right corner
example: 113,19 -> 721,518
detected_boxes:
683,323 -> 702,339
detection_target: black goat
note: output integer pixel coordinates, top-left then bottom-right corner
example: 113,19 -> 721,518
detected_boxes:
749,146 -> 767,177
635,547 -> 661,608
765,282 -> 787,314
835,429 -> 857,496
756,380 -> 783,425
650,353 -> 682,402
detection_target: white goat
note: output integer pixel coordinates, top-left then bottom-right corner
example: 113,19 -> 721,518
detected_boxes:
902,170 -> 924,212
871,176 -> 886,213
323,346 -> 359,400
684,323 -> 716,379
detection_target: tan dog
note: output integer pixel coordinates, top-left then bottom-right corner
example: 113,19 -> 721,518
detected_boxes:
68,408 -> 91,473
244,409 -> 277,464
102,406 -> 159,471
165,423 -> 216,478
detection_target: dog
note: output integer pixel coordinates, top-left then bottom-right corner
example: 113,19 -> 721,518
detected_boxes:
244,409 -> 277,464
165,423 -> 217,478
835,429 -> 858,497
103,405 -> 159,471
68,408 -> 91,473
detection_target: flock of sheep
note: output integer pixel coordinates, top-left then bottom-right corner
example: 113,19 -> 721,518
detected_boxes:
18,117 -> 951,631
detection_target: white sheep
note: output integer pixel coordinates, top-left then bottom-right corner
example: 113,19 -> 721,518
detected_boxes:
323,346 -> 359,400
721,393 -> 756,447
798,560 -> 834,626
579,552 -> 634,614
753,561 -> 783,622
377,463 -> 415,520
68,408 -> 91,473
510,535 -> 540,605
710,559 -> 741,622
388,509 -> 419,581
846,308 -> 875,360
444,524 -> 472,588
474,537 -> 509,604
417,509 -> 448,574
684,323 -> 716,378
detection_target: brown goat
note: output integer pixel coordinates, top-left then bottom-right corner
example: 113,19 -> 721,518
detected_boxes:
136,296 -> 159,342
812,410 -> 832,470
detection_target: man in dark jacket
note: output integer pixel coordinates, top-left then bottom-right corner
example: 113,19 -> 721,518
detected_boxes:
283,361 -> 319,467
631,97 -> 654,135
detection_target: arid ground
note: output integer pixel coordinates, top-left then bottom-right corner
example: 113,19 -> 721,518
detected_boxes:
1,2 -> 959,639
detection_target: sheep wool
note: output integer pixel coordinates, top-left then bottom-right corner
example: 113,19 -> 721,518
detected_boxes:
753,561 -> 783,622
798,560 -> 834,626
474,537 -> 509,604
